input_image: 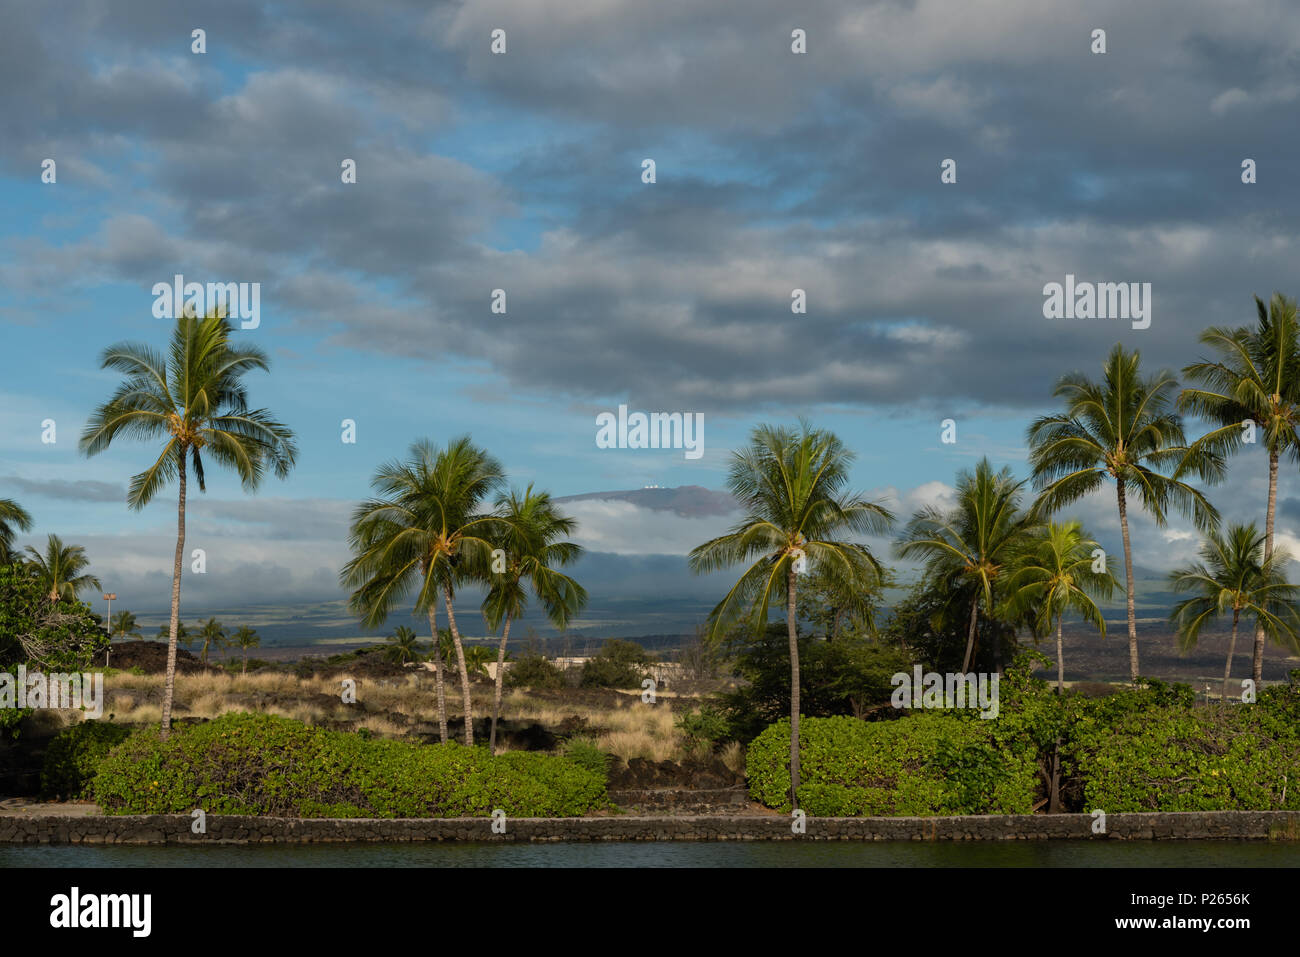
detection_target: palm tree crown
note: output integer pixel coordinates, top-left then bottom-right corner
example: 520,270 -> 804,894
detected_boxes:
0,498 -> 33,564
24,534 -> 102,602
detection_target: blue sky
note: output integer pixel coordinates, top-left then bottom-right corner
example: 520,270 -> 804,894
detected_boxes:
2,0 -> 1299,631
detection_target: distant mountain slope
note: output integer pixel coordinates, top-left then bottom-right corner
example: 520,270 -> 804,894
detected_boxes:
554,485 -> 737,518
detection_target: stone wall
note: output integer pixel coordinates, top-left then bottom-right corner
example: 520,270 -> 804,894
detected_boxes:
1,811 -> 1297,844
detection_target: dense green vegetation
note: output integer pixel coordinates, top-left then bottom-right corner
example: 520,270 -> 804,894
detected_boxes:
93,713 -> 609,818
41,720 -> 134,799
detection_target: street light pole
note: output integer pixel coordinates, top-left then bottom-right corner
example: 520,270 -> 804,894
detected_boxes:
103,593 -> 117,667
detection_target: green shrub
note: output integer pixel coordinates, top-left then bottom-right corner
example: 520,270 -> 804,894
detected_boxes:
1067,703 -> 1300,812
92,712 -> 609,817
560,736 -> 611,782
504,653 -> 565,690
677,706 -> 732,748
746,714 -> 1038,815
579,639 -> 651,689
41,720 -> 134,799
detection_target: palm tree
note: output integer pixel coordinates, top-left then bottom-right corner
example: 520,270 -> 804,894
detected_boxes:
897,458 -> 1033,674
1027,343 -> 1220,682
1168,523 -> 1300,705
110,610 -> 143,640
1180,293 -> 1300,684
1006,520 -> 1118,692
463,645 -> 495,678
232,625 -> 260,673
383,625 -> 423,664
196,617 -> 226,664
0,499 -> 32,563
158,621 -> 189,645
23,534 -> 102,602
80,311 -> 297,737
341,437 -> 505,745
482,485 -> 587,751
688,422 -> 893,809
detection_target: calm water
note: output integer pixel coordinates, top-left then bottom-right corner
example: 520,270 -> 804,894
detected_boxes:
2,840 -> 1296,868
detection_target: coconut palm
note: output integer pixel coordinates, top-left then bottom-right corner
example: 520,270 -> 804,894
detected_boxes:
1005,520 -> 1118,692
110,610 -> 143,640
23,534 -> 102,602
232,625 -> 260,673
80,311 -> 297,737
0,499 -> 33,563
896,458 -> 1034,674
341,436 -> 505,745
1027,343 -> 1220,682
1168,523 -> 1300,705
158,621 -> 189,645
688,421 -> 893,809
1180,293 -> 1300,683
383,625 -> 423,665
463,645 -> 495,678
196,617 -> 226,664
482,485 -> 587,751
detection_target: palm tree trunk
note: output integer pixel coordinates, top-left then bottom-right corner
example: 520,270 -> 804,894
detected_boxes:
160,455 -> 187,739
1223,608 -> 1240,708
490,615 -> 512,752
444,586 -> 474,746
1116,478 -> 1139,683
242,649 -> 248,675
1056,613 -> 1065,694
1253,449 -> 1278,684
961,595 -> 978,673
786,564 -> 801,810
428,606 -> 448,744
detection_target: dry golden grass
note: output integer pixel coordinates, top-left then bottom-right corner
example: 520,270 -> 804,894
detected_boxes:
720,740 -> 745,775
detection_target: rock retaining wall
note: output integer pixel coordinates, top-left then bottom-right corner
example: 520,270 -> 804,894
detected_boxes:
1,811 -> 1297,844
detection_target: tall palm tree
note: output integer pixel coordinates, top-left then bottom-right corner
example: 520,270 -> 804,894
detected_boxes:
383,625 -> 423,664
23,534 -> 102,602
688,422 -> 893,809
0,499 -> 33,563
110,610 -> 143,640
1168,523 -> 1300,705
1006,520 -> 1118,692
196,617 -> 226,664
896,458 -> 1033,674
232,625 -> 260,673
1027,343 -> 1220,682
482,485 -> 587,751
81,311 -> 297,736
342,436 -> 504,745
1180,293 -> 1300,683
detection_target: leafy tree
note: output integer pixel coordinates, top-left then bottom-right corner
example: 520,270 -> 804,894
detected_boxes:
0,562 -> 107,671
579,638 -> 652,689
342,436 -> 504,745
879,580 -> 1018,675
481,485 -> 587,750
1027,343 -> 1219,681
0,499 -> 33,564
896,458 -> 1035,673
110,610 -> 143,640
383,625 -> 423,665
1168,523 -> 1300,705
1180,293 -> 1300,683
232,625 -> 260,673
81,311 -> 297,737
1005,520 -> 1118,692
196,617 -> 227,664
23,534 -> 102,602
689,421 -> 893,808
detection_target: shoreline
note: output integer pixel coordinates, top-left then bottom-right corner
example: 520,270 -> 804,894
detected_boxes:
2,810 -> 1297,845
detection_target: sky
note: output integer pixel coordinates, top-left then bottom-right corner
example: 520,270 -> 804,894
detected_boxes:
2,0 -> 1300,634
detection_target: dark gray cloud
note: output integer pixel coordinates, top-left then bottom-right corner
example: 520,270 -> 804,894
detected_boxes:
1,476 -> 123,503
